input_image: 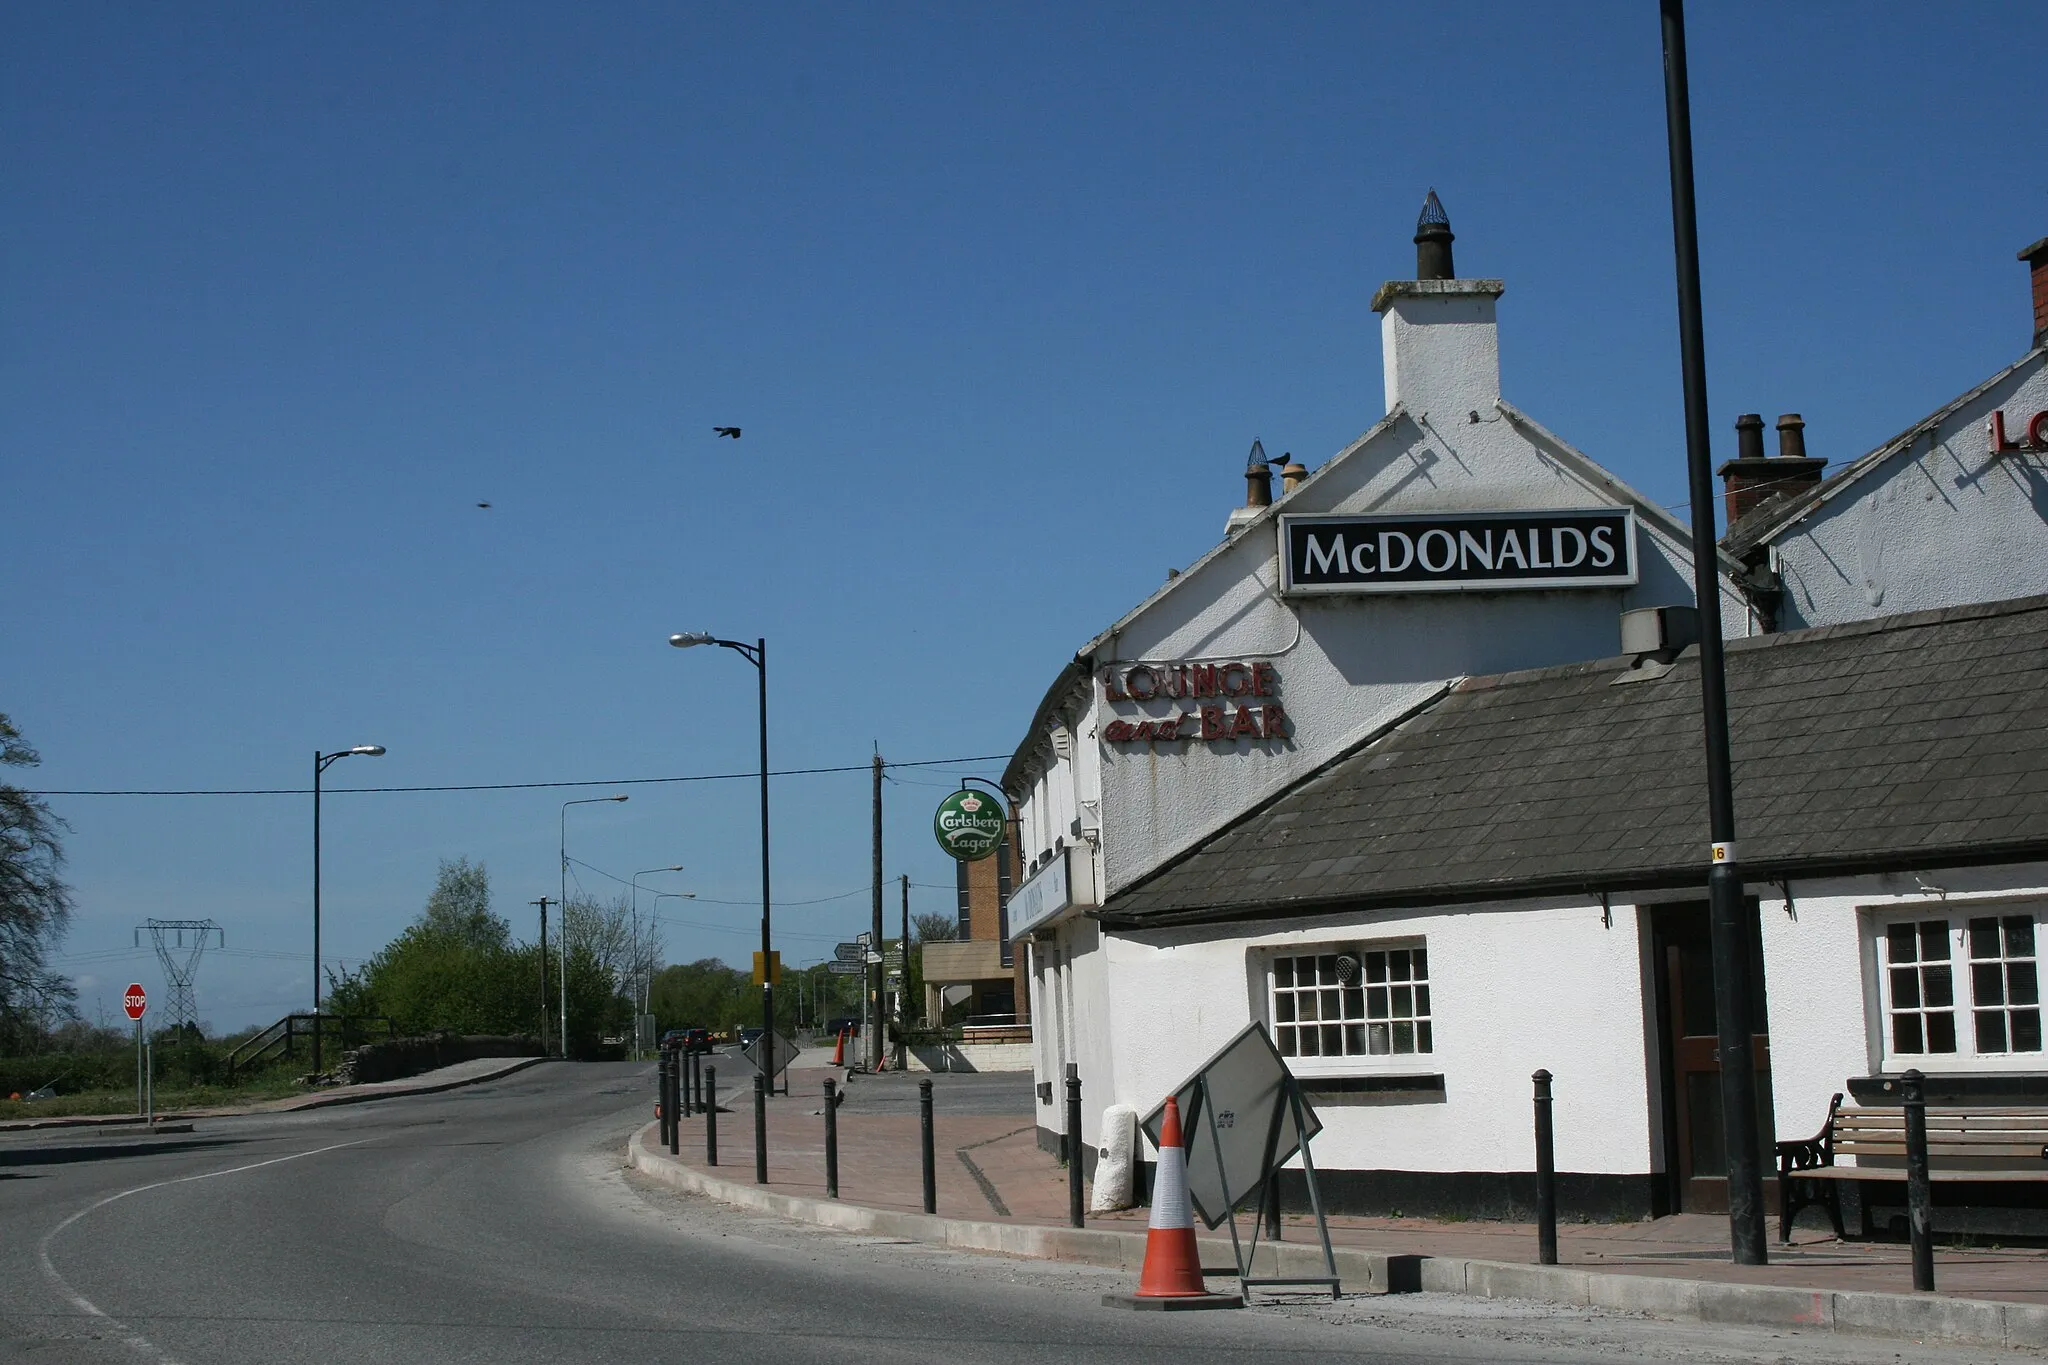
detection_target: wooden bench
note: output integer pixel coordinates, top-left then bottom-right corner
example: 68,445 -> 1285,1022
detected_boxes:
1776,1092 -> 2048,1242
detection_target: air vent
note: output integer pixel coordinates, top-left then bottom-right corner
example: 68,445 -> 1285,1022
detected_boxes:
1334,954 -> 1361,985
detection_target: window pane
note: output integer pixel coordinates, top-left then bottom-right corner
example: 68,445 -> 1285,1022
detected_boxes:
1412,947 -> 1427,980
1275,994 -> 1295,1023
1891,967 -> 1921,1009
1316,955 -> 1337,985
1921,921 -> 1950,961
2011,962 -> 2039,1007
1928,1012 -> 1958,1053
1889,922 -> 1918,963
1344,1024 -> 1366,1054
1277,1026 -> 1297,1056
1342,987 -> 1364,1019
1367,987 -> 1388,1020
1415,984 -> 1431,1016
1417,1020 -> 1433,1053
1978,1011 -> 2009,1053
1390,953 -> 1412,982
1298,992 -> 1318,1022
1925,965 -> 1954,1009
1392,985 -> 1412,1017
1321,1024 -> 1341,1054
1392,1021 -> 1415,1054
1894,1013 -> 1924,1053
1368,1022 -> 1389,1055
2014,1010 -> 2043,1052
2008,916 -> 2037,959
1970,917 -> 2001,960
1274,957 -> 1294,987
1321,989 -> 1340,1020
1366,952 -> 1387,983
1299,1026 -> 1320,1056
1974,962 -> 2005,1006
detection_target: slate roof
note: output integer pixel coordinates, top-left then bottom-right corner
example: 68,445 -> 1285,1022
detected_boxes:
1102,594 -> 2048,930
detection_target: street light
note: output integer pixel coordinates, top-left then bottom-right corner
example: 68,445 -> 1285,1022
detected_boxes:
667,631 -> 772,1082
630,864 -> 685,1056
313,744 -> 385,1077
560,795 -> 629,1059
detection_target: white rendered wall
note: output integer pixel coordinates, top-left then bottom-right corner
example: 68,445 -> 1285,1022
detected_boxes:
1775,354 -> 2048,629
1088,899 -> 1660,1176
1758,864 -> 2048,1148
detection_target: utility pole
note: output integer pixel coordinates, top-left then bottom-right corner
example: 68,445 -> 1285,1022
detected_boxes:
1660,0 -> 1766,1265
870,751 -> 884,1072
899,873 -> 910,1070
532,897 -> 554,1055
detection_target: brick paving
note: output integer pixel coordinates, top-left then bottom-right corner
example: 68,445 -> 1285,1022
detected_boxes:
664,1062 -> 2048,1308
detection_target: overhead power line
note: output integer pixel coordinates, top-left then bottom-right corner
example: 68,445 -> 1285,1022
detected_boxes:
21,753 -> 1010,798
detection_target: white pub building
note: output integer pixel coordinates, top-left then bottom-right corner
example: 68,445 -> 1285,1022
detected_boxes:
1002,204 -> 2048,1233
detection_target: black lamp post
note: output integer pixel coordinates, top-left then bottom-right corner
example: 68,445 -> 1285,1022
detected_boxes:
668,633 -> 772,1075
313,744 -> 384,1076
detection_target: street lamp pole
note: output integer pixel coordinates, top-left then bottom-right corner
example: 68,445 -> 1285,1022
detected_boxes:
560,795 -> 629,1059
630,865 -> 685,1057
313,744 -> 385,1077
669,632 -> 772,1082
648,891 -> 696,1018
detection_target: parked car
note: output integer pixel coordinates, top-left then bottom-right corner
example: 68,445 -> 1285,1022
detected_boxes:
738,1026 -> 764,1049
659,1026 -> 713,1054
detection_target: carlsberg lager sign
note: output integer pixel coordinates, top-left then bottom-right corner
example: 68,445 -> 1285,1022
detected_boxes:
934,789 -> 1005,862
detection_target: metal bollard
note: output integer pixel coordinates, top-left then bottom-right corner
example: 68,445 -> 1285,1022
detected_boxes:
667,1054 -> 680,1156
706,1065 -> 719,1167
678,1048 -> 692,1120
689,1048 -> 702,1115
657,1051 -> 670,1147
825,1078 -> 840,1199
920,1078 -> 936,1214
754,1073 -> 768,1185
1903,1068 -> 1934,1291
1533,1069 -> 1558,1266
1065,1063 -> 1084,1229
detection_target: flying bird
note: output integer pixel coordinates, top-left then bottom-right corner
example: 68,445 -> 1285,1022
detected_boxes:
476,502 -> 492,509
714,426 -> 741,439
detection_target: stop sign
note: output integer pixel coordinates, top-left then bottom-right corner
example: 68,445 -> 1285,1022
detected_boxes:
123,984 -> 147,1021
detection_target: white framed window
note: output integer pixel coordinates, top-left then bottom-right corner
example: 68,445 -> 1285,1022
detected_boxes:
1266,942 -> 1432,1073
1872,905 -> 2043,1070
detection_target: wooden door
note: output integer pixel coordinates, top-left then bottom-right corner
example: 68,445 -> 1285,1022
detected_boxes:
1654,903 -> 1776,1214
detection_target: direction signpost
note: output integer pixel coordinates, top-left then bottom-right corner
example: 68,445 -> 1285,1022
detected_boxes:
826,960 -> 864,976
124,984 -> 148,1119
834,942 -> 863,963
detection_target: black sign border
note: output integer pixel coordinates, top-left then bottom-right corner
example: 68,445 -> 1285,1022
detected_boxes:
1277,508 -> 1640,595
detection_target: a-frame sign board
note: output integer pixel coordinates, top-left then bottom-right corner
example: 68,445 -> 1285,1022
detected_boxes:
1141,1022 -> 1340,1300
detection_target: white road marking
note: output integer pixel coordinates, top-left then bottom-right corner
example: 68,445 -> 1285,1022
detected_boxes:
35,1137 -> 383,1364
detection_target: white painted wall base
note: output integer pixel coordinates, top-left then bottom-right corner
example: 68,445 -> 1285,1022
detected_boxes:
906,1041 -> 1036,1073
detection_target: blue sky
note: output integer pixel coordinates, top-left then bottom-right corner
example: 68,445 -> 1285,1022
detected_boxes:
4,4 -> 2040,1030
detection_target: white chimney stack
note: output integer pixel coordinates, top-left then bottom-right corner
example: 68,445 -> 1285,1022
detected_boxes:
1371,192 -> 1505,419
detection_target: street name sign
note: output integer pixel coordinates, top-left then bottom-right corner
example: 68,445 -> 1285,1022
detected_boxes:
834,942 -> 864,963
826,960 -> 864,976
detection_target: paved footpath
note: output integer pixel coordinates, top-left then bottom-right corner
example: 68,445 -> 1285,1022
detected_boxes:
638,1061 -> 2048,1353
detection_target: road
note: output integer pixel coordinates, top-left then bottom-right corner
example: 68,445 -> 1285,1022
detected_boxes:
0,1061 -> 2030,1365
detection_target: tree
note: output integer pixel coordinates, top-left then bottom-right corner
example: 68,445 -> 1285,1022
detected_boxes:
563,892 -> 657,1000
0,714 -> 77,1049
417,856 -> 507,951
912,912 -> 958,943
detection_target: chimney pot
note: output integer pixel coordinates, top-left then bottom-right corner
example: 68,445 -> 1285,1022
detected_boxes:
1735,413 -> 1765,462
1718,412 -> 1827,527
1414,189 -> 1455,281
1776,413 -> 1807,460
1243,438 -> 1273,509
2020,234 -> 2048,350
1279,454 -> 1309,494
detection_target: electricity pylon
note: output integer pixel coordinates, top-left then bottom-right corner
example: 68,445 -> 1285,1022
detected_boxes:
134,919 -> 223,1034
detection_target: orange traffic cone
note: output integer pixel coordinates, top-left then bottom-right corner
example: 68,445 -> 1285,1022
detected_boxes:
1104,1095 -> 1242,1310
831,1028 -> 846,1067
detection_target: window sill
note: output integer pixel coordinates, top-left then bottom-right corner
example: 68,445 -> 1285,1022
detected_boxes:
1299,1073 -> 1446,1106
1848,1072 -> 2048,1105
